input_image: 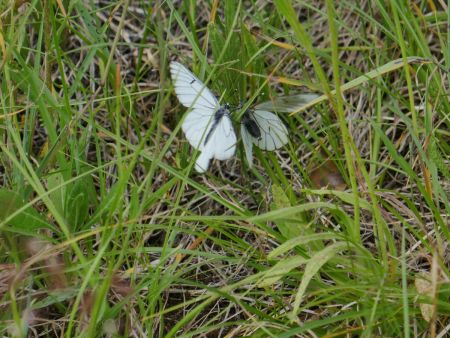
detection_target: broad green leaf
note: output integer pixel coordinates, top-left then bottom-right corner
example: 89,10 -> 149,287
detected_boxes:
268,233 -> 338,259
65,176 -> 95,230
31,288 -> 78,309
248,202 -> 338,223
290,242 -> 349,320
271,185 -> 310,239
258,256 -> 309,287
65,185 -> 88,230
47,172 -> 65,217
0,189 -> 53,235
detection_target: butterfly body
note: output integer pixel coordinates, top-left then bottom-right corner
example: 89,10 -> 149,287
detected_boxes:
241,111 -> 261,139
204,104 -> 230,146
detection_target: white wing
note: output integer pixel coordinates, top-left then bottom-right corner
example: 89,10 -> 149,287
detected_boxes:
181,107 -> 215,150
169,62 -> 218,111
213,114 -> 236,160
195,115 -> 236,173
195,147 -> 214,173
240,123 -> 254,167
170,62 -> 219,149
255,93 -> 319,112
170,61 -> 219,149
251,110 -> 288,151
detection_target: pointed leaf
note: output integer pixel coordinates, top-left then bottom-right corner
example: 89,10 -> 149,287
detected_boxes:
0,189 -> 53,235
268,233 -> 338,259
271,185 -> 309,238
258,256 -> 309,287
290,242 -> 349,320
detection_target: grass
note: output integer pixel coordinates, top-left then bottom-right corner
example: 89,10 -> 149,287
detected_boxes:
0,0 -> 449,337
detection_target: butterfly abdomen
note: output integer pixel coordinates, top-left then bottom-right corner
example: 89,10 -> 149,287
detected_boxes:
204,106 -> 229,146
242,112 -> 261,139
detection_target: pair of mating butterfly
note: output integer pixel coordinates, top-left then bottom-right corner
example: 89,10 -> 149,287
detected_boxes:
170,61 -> 288,173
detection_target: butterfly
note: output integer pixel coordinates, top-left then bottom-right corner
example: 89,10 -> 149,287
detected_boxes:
239,93 -> 319,167
240,108 -> 289,167
169,62 -> 237,173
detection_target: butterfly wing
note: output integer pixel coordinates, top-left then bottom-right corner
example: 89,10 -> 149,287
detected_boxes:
255,93 -> 319,112
240,122 -> 254,167
251,110 -> 288,151
170,62 -> 219,149
195,146 -> 214,173
195,114 -> 236,172
169,62 -> 218,111
181,107 -> 216,150
213,114 -> 236,160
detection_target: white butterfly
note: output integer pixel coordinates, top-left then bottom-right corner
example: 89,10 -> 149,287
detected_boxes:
169,62 -> 236,173
240,109 -> 289,167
